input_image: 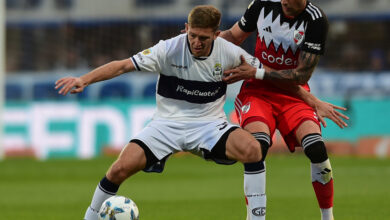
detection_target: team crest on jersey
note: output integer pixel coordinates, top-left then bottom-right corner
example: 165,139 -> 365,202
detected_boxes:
241,102 -> 251,114
142,49 -> 151,55
213,63 -> 222,79
293,30 -> 305,45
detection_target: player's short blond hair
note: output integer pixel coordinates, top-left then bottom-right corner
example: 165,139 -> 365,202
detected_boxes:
188,5 -> 221,31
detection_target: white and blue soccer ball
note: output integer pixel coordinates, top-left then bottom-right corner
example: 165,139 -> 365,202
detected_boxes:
98,195 -> 139,220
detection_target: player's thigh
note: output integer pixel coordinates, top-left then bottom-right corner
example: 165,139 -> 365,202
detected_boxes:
243,120 -> 270,134
295,120 -> 321,143
107,142 -> 147,181
225,128 -> 261,163
236,92 -> 275,135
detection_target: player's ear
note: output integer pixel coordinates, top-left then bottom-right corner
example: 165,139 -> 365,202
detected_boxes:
185,23 -> 189,33
214,30 -> 221,39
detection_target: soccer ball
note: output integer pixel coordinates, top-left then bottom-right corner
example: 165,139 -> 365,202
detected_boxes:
98,195 -> 139,220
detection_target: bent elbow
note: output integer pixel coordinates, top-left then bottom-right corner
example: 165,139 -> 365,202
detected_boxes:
117,59 -> 135,74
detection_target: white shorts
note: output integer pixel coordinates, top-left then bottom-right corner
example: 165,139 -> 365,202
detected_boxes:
131,119 -> 238,172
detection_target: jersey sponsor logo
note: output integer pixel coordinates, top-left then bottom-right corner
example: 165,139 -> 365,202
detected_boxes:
240,16 -> 247,27
176,85 -> 221,97
263,26 -> 272,33
171,63 -> 188,69
142,49 -> 151,55
136,54 -> 145,63
293,30 -> 305,45
317,168 -> 332,183
246,193 -> 265,198
304,42 -> 322,51
261,51 -> 297,66
252,207 -> 266,216
157,74 -> 226,104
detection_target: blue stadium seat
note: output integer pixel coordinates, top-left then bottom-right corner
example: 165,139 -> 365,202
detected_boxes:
142,81 -> 157,98
6,83 -> 24,101
99,81 -> 132,100
33,82 -> 66,101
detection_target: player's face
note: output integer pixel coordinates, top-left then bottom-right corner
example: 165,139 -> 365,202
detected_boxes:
186,24 -> 220,57
281,0 -> 307,17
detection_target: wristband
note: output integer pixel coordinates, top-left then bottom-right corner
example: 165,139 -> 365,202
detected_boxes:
255,68 -> 265,79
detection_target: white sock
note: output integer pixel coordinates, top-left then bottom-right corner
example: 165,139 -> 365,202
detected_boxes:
321,207 -> 334,220
84,206 -> 99,220
83,184 -> 116,220
244,167 -> 266,220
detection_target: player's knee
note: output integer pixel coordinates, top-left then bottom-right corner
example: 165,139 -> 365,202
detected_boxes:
302,133 -> 328,163
240,139 -> 262,163
107,161 -> 134,184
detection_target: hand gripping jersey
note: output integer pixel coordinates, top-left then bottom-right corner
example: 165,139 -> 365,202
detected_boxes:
238,0 -> 328,92
131,34 -> 260,121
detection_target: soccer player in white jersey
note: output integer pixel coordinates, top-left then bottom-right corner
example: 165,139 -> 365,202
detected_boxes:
220,0 -> 349,219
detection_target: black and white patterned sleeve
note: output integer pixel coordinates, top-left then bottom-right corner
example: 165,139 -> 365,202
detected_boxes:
237,0 -> 262,33
301,10 -> 329,55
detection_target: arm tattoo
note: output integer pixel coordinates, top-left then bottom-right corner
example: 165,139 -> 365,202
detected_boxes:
264,51 -> 320,85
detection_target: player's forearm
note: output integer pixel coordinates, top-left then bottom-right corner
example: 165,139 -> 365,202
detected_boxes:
80,59 -> 134,86
294,86 -> 320,109
267,81 -> 318,109
263,51 -> 319,85
220,30 -> 241,45
263,68 -> 311,85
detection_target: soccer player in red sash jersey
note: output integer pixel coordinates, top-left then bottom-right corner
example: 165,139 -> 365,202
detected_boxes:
221,0 -> 348,219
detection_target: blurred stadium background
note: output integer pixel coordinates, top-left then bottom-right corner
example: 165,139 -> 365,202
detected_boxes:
2,0 -> 390,159
1,1 -> 390,219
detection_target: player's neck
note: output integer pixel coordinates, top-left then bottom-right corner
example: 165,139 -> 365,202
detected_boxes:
282,0 -> 307,18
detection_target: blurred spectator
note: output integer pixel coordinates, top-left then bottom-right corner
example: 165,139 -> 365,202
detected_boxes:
369,49 -> 385,73
339,43 -> 364,71
55,0 -> 73,9
6,0 -> 41,9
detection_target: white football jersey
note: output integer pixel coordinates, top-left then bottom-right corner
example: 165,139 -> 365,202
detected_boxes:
131,33 -> 261,121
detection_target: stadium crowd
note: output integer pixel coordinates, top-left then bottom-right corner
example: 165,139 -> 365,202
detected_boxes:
5,20 -> 390,73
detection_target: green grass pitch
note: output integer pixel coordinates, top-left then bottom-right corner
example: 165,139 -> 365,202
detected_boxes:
1,154 -> 389,219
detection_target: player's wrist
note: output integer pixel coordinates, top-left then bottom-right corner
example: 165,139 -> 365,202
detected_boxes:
255,68 -> 265,80
79,76 -> 89,87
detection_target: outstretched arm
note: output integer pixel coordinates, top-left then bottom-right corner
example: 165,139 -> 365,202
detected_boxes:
294,86 -> 349,128
223,55 -> 349,128
223,50 -> 318,85
55,58 -> 135,95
